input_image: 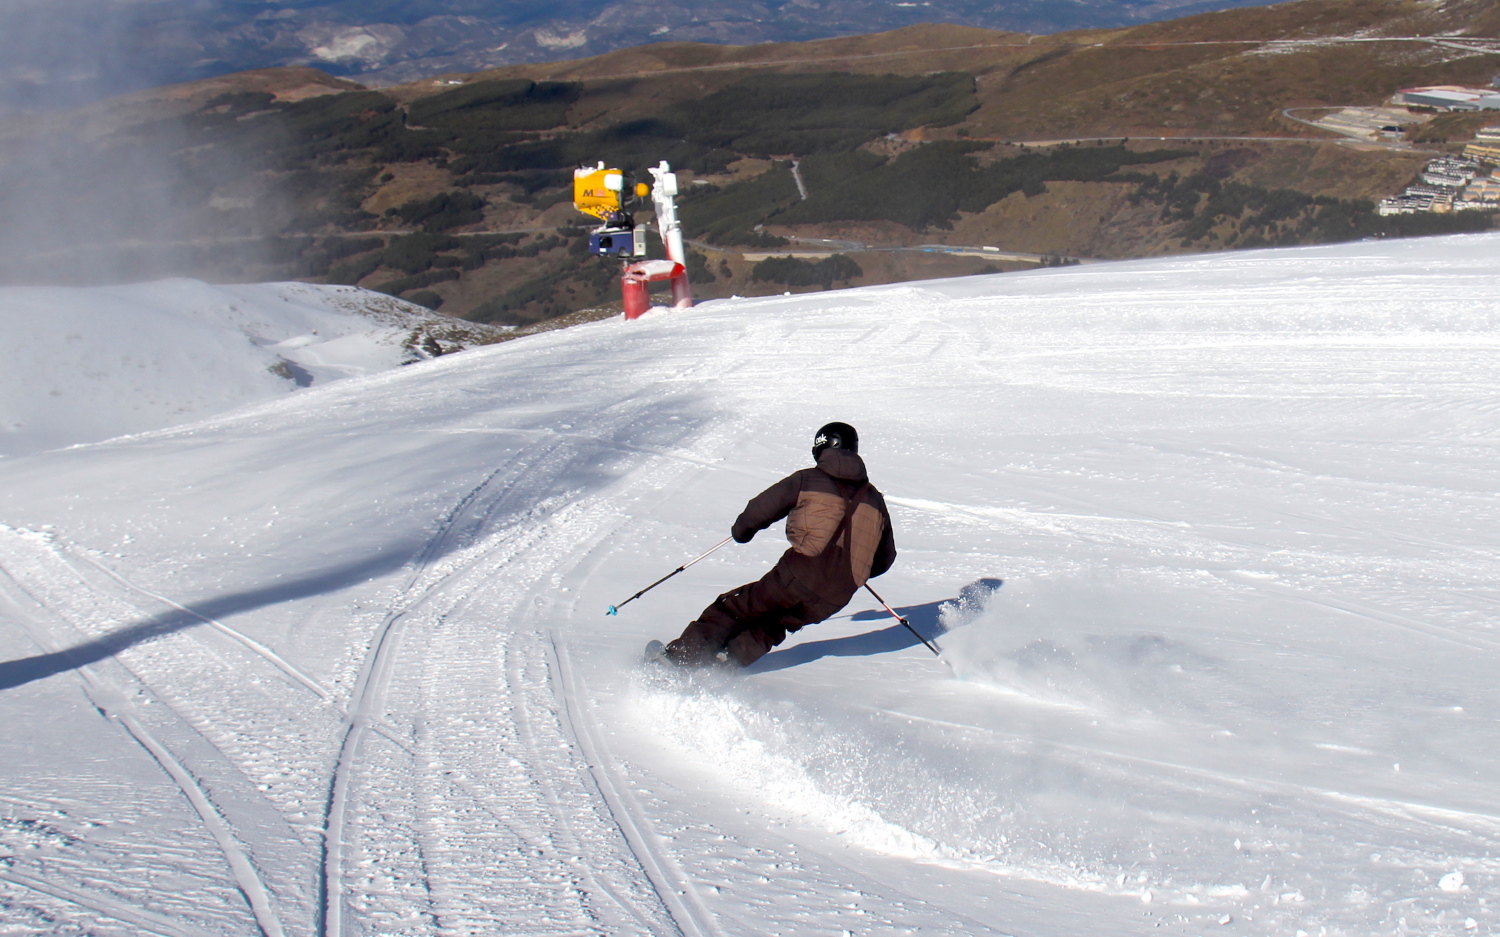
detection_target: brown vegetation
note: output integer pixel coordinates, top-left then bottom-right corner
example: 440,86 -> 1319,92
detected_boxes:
3,0 -> 1498,322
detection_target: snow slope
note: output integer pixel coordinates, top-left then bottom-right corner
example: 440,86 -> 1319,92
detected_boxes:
0,233 -> 1497,937
0,279 -> 500,457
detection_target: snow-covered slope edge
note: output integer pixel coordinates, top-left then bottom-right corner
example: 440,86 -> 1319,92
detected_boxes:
0,234 -> 1496,937
0,278 -> 504,456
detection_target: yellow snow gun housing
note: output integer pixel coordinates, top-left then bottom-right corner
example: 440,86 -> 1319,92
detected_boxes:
573,165 -> 638,222
573,165 -> 623,221
573,164 -> 651,225
575,163 -> 651,256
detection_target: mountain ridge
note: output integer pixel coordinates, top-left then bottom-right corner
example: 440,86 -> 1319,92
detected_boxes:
1,0 -> 1305,115
1,0 -> 1497,323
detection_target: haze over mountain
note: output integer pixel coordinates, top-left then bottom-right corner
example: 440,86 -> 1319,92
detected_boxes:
7,0 -> 1498,323
2,0 -> 1290,113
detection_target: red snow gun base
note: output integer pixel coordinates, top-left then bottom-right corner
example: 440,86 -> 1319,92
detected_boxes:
621,259 -> 689,320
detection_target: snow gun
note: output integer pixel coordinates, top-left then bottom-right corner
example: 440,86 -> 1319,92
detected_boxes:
606,536 -> 733,616
573,160 -> 693,319
573,163 -> 648,256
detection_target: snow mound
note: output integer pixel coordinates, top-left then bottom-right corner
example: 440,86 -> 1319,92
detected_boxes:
0,278 -> 503,456
2,232 -> 1500,936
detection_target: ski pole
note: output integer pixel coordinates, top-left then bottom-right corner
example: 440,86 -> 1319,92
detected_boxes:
865,583 -> 940,656
607,536 -> 734,615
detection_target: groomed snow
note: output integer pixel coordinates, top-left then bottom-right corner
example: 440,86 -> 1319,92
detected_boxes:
0,279 -> 500,456
0,233 -> 1497,937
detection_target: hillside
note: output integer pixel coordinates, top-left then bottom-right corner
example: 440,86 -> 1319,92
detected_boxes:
1,234 -> 1497,936
1,0 -> 1498,324
0,280 -> 504,456
0,0 -> 1328,115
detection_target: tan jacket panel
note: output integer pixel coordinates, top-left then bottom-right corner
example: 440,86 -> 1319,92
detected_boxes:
786,491 -> 887,585
731,450 -> 897,604
849,502 -> 885,587
787,490 -> 846,556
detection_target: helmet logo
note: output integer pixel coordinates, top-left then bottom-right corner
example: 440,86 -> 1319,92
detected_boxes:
812,421 -> 858,459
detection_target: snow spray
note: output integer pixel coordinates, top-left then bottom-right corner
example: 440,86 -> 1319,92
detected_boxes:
865,584 -> 941,656
864,583 -> 966,678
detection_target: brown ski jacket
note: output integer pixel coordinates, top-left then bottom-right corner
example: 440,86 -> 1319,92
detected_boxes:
731,449 -> 896,606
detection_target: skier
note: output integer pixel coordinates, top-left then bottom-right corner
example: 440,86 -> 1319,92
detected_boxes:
662,422 -> 896,668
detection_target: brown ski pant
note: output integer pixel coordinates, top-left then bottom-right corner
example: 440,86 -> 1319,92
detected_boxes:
665,565 -> 842,668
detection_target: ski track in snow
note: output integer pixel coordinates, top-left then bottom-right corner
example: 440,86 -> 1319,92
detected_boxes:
321,424 -> 692,937
0,522 -> 328,928
1,233 -> 1499,935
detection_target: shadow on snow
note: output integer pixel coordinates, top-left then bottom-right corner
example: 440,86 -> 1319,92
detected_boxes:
747,596 -> 952,674
746,577 -> 1003,673
0,546 -> 417,693
0,392 -> 724,694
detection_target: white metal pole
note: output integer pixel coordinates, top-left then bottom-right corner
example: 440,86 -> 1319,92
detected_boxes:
647,160 -> 693,307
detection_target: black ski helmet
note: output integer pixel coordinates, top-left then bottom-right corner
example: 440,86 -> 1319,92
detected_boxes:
812,422 -> 858,460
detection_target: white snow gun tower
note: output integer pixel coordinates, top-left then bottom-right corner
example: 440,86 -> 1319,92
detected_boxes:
572,160 -> 693,320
